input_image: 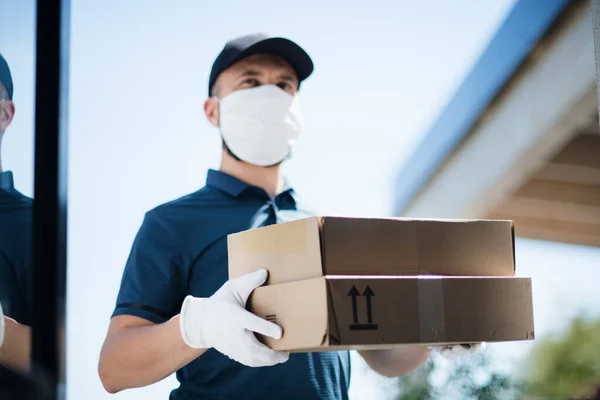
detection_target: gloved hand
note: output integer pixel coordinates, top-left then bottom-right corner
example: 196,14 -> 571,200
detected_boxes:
179,269 -> 288,367
433,343 -> 486,360
0,302 -> 4,347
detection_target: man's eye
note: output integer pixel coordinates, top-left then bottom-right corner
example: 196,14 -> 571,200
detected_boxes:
277,82 -> 291,91
242,78 -> 259,86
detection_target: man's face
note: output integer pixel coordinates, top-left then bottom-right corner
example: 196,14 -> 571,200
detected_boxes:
204,53 -> 299,128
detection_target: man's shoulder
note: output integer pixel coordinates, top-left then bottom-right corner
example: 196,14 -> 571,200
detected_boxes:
150,185 -> 223,213
0,189 -> 33,208
142,185 -> 228,229
0,190 -> 33,227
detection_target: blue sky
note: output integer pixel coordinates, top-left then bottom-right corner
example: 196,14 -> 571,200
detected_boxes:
2,1 -> 600,399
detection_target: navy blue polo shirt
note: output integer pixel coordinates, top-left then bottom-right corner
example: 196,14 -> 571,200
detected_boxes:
0,171 -> 33,325
113,169 -> 351,400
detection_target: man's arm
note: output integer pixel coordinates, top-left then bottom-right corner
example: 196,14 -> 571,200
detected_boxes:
98,211 -> 206,393
0,316 -> 31,373
0,254 -> 31,373
358,347 -> 431,378
99,269 -> 286,394
359,342 -> 486,377
98,314 -> 205,394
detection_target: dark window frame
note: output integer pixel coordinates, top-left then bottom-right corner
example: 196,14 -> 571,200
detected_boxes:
0,1 -> 70,399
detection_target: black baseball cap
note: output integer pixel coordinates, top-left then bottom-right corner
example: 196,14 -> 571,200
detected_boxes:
208,33 -> 314,96
0,53 -> 13,100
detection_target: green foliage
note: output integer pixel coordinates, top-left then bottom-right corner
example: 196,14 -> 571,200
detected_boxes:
443,354 -> 522,400
524,316 -> 600,399
395,358 -> 434,400
395,316 -> 600,400
396,354 -> 521,400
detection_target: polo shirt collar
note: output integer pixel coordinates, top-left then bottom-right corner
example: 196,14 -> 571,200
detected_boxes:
0,171 -> 15,191
206,169 -> 297,202
206,169 -> 251,197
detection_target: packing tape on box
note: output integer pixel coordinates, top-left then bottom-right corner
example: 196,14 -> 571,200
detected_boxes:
417,276 -> 446,342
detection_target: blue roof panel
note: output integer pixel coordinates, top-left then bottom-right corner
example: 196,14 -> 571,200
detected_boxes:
392,0 -> 571,215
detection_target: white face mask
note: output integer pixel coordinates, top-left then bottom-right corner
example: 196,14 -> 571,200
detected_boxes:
218,85 -> 302,167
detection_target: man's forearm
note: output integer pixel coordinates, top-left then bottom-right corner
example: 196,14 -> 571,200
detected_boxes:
0,317 -> 31,373
359,346 -> 431,378
98,315 -> 205,393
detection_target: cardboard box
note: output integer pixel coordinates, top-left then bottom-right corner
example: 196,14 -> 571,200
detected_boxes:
228,216 -> 516,285
248,276 -> 535,352
227,216 -> 534,351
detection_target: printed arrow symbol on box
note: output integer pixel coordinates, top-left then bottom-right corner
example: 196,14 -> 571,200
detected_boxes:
363,286 -> 375,324
348,286 -> 360,324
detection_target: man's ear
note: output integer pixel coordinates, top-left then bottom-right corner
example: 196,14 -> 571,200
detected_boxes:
204,97 -> 220,128
0,100 -> 15,132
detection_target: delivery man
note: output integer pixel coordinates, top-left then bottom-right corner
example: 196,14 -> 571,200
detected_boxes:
0,52 -> 33,373
99,33 -> 483,399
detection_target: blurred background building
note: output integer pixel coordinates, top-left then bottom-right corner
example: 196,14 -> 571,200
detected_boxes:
393,1 -> 600,398
394,0 -> 599,249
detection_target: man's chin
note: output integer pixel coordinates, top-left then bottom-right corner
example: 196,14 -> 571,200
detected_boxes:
259,159 -> 285,168
223,142 -> 291,168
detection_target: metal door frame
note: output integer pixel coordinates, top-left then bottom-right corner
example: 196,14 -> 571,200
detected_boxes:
30,0 -> 70,399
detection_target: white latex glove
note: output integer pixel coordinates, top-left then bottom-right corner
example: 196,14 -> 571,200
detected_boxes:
179,269 -> 288,367
0,302 -> 4,347
433,343 -> 486,360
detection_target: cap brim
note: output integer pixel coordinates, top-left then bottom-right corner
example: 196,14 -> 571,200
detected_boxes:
233,37 -> 314,83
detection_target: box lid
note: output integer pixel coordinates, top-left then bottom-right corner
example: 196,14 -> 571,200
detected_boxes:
321,217 -> 515,277
229,216 -> 516,285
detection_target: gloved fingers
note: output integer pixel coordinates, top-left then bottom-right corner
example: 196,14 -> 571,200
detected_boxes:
451,344 -> 471,357
469,342 -> 486,354
439,346 -> 458,360
235,307 -> 283,339
439,343 -> 485,360
234,353 -> 287,368
220,330 -> 288,367
438,345 -> 466,360
233,356 -> 269,368
243,329 -> 289,366
209,330 -> 282,368
229,269 -> 269,302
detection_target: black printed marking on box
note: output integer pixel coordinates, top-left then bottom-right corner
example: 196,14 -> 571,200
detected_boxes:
348,285 -> 378,331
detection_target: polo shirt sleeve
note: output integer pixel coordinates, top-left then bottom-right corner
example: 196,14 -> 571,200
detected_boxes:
0,251 -> 23,323
112,210 -> 191,324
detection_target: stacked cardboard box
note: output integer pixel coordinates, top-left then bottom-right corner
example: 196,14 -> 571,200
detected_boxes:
228,217 -> 535,352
